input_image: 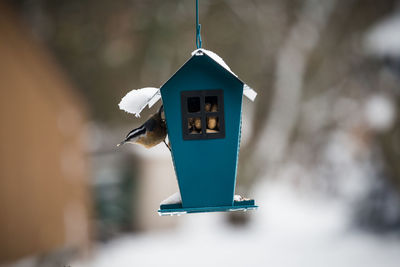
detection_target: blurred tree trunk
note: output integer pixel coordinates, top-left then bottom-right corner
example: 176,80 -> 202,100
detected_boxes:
238,0 -> 397,192
233,0 -> 398,225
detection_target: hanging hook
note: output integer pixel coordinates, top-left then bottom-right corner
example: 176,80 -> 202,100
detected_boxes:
196,0 -> 202,49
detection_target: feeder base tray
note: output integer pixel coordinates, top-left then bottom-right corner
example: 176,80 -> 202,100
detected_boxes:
158,199 -> 258,216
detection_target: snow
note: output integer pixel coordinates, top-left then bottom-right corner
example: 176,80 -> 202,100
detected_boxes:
192,48 -> 257,102
233,194 -> 248,201
364,94 -> 396,131
233,194 -> 242,201
118,87 -> 160,117
73,179 -> 400,267
147,90 -> 162,108
365,12 -> 400,57
118,50 -> 257,118
243,84 -> 257,101
160,193 -> 251,206
192,48 -> 237,77
160,192 -> 182,205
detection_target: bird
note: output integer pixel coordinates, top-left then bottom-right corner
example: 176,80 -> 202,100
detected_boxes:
117,105 -> 170,150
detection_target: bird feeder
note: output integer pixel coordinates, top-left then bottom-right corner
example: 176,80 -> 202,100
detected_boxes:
118,1 -> 258,215
156,49 -> 258,215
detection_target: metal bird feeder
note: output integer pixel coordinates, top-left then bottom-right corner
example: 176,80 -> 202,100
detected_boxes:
118,0 -> 258,215
158,49 -> 258,215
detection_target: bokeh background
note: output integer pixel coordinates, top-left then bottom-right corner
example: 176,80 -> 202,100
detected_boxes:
1,0 -> 400,266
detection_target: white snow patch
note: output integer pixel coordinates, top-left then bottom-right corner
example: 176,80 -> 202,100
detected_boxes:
243,84 -> 257,101
73,179 -> 400,267
364,94 -> 396,131
233,194 -> 251,201
160,192 -> 182,205
365,13 -> 400,57
147,90 -> 161,108
118,50 -> 258,118
192,48 -> 237,77
192,48 -> 257,101
233,194 -> 243,201
118,87 -> 160,117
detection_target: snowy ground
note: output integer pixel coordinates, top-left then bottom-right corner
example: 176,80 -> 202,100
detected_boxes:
74,179 -> 400,267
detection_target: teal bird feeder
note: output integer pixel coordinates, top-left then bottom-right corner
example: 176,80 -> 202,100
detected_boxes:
118,1 -> 258,215
157,49 -> 258,215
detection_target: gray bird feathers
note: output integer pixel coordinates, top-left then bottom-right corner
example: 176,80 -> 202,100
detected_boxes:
118,105 -> 168,149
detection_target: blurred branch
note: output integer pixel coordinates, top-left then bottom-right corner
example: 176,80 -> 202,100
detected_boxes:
238,0 -> 336,193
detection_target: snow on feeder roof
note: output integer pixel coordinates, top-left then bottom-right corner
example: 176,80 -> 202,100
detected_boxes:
118,49 -> 257,117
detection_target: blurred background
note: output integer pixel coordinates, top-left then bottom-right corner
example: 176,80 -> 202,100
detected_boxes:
1,0 -> 400,266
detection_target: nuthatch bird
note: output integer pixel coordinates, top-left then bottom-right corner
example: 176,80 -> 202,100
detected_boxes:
118,105 -> 170,150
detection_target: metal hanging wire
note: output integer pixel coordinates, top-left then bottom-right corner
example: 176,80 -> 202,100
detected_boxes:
196,0 -> 202,49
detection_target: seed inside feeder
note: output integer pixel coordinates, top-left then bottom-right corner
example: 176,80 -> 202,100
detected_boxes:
205,96 -> 218,112
206,116 -> 219,133
205,102 -> 211,112
188,117 -> 202,134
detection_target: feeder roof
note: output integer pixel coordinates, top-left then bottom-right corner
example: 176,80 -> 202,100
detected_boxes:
119,49 -> 257,117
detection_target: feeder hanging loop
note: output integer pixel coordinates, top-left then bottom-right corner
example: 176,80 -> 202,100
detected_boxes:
196,0 -> 202,49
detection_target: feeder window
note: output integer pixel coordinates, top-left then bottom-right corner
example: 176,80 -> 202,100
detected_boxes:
187,97 -> 200,113
181,90 -> 225,140
188,117 -> 202,134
